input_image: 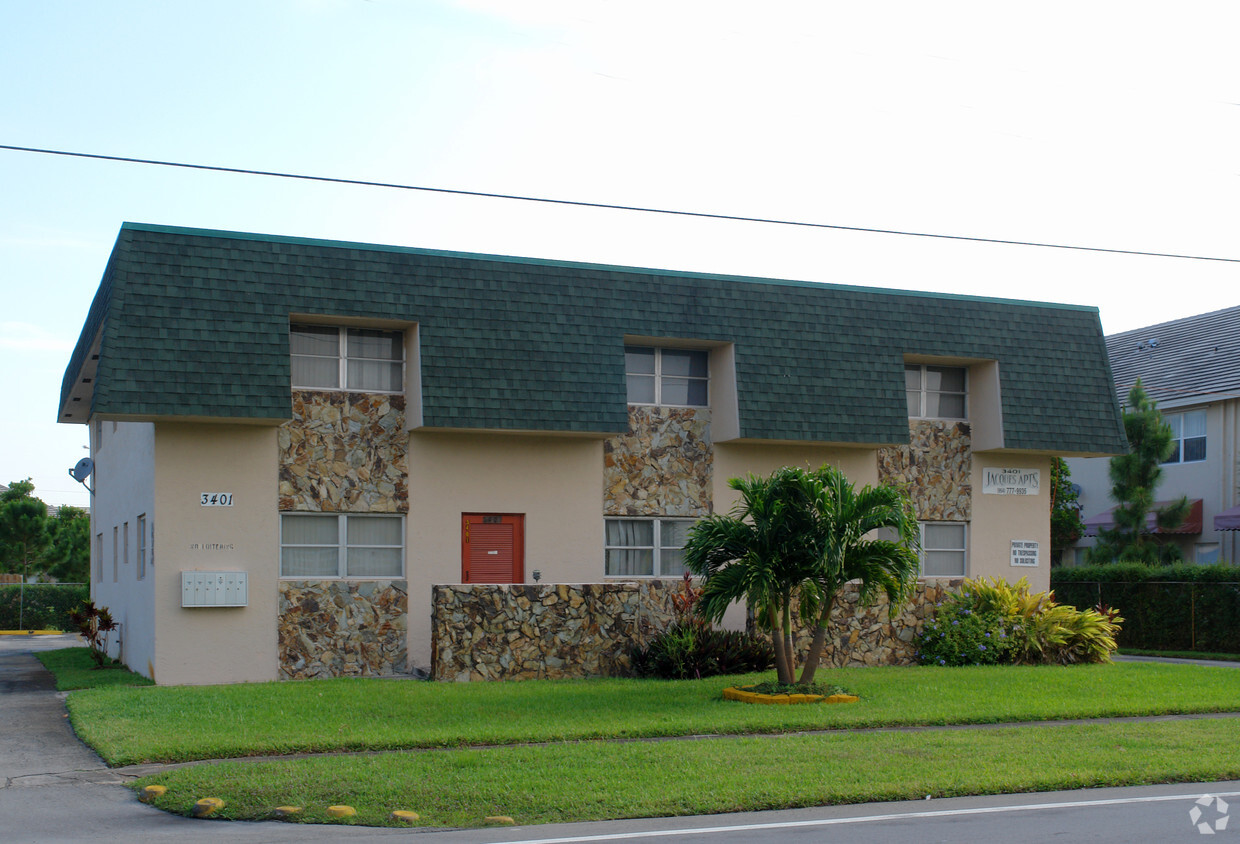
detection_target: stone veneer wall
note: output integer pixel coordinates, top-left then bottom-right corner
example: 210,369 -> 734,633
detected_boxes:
278,581 -> 408,679
431,580 -> 961,681
277,389 -> 410,679
278,390 -> 408,512
604,406 -> 712,516
878,420 -> 972,520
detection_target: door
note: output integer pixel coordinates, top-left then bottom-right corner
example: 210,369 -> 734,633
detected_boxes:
461,513 -> 524,583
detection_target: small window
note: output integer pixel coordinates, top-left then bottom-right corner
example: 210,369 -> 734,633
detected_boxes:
291,325 -> 403,393
922,522 -> 967,576
137,515 -> 147,580
1195,543 -> 1220,564
123,521 -> 129,568
1164,409 -> 1206,464
605,517 -> 694,577
95,532 -> 103,582
280,514 -> 404,578
625,346 -> 708,407
906,365 -> 967,419
112,526 -> 118,583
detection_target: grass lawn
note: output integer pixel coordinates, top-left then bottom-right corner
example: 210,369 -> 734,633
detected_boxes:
61,660 -> 1240,766
36,648 -> 153,690
135,719 -> 1240,828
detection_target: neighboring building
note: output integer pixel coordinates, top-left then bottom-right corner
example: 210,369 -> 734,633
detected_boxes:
59,223 -> 1127,685
1067,305 -> 1240,565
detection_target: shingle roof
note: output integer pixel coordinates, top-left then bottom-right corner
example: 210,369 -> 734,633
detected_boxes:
1106,305 -> 1240,408
59,223 -> 1128,454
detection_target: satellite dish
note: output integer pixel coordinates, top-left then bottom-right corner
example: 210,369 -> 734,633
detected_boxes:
70,457 -> 94,482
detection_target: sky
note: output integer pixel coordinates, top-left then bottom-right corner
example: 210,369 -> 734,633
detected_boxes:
2,0 -> 1237,509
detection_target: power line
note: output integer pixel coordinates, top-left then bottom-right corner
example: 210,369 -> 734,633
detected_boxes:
4,142 -> 1238,264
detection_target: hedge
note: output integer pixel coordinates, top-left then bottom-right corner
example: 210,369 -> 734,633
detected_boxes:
1052,564 -> 1240,653
0,584 -> 89,631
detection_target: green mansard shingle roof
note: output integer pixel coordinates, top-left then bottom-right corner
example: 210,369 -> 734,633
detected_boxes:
59,222 -> 1128,454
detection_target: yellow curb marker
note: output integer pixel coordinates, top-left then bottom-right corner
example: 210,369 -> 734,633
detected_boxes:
192,797 -> 225,818
326,805 -> 357,818
486,815 -> 516,825
390,810 -> 421,822
139,785 -> 167,802
722,686 -> 859,705
272,806 -> 303,818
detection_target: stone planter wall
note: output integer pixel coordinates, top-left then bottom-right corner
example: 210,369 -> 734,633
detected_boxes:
431,579 -> 962,681
278,580 -> 409,679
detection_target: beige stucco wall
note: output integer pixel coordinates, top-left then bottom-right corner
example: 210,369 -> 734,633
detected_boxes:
89,421 -> 156,674
405,431 -> 604,667
970,453 -> 1052,591
152,423 -> 279,685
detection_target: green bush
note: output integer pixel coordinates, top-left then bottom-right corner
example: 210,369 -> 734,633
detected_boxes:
1052,564 -> 1240,653
919,577 -> 1120,667
0,584 -> 89,630
630,620 -> 774,679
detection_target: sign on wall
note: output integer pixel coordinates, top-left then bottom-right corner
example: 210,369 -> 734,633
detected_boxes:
200,493 -> 234,506
1010,540 -> 1040,567
982,468 -> 1040,496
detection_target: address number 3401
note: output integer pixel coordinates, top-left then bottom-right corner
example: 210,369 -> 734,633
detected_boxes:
200,493 -> 234,506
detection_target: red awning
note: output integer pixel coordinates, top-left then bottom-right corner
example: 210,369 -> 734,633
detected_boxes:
1214,503 -> 1240,532
1082,499 -> 1203,537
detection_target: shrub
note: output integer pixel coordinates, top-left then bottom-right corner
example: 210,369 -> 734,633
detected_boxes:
630,619 -> 775,679
918,577 -> 1121,667
0,584 -> 89,630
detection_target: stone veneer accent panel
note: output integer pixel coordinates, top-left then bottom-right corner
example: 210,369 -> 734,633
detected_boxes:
278,390 -> 408,512
878,420 -> 972,521
603,406 -> 712,517
278,580 -> 408,679
431,580 -> 959,681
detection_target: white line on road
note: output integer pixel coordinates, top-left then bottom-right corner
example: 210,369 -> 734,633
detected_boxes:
484,790 -> 1240,843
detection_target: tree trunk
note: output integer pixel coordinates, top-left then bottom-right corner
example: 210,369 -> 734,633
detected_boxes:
781,588 -> 796,681
798,603 -> 833,685
767,603 -> 792,684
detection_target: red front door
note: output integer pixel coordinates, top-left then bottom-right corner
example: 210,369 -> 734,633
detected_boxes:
461,513 -> 524,583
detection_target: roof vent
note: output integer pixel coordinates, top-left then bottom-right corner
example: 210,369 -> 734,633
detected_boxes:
1148,338 -> 1160,348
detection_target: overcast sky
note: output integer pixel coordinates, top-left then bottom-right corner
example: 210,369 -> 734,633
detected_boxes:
2,0 -> 1237,508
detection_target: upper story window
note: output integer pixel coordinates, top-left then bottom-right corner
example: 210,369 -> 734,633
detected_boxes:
625,346 -> 708,407
1164,409 -> 1206,464
906,364 -> 967,419
290,325 -> 403,393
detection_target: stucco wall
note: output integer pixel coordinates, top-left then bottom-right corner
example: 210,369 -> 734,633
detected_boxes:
970,453 -> 1052,591
406,432 -> 605,668
152,422 -> 279,685
89,421 -> 156,676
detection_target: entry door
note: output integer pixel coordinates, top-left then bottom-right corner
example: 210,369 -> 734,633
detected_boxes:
461,514 -> 524,583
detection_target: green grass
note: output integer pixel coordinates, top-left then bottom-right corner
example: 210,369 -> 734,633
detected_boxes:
134,719 -> 1240,828
1119,648 -> 1240,663
67,661 -> 1240,766
36,647 -> 153,691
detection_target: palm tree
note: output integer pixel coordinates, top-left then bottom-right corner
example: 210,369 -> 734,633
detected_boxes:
684,465 -> 920,685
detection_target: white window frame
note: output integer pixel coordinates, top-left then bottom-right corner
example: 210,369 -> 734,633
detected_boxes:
137,514 -> 147,580
905,364 -> 968,420
290,325 -> 405,394
1195,542 -> 1220,564
624,346 -> 709,408
1163,409 -> 1207,465
919,521 -> 968,578
280,513 -> 405,579
604,517 -> 695,578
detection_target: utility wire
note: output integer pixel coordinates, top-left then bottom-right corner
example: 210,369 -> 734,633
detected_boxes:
4,142 -> 1238,264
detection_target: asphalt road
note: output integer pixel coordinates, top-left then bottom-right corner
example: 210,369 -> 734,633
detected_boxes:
2,633 -> 1236,843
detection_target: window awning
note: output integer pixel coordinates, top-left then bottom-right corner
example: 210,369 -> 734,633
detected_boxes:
1082,499 -> 1203,537
1214,503 -> 1240,532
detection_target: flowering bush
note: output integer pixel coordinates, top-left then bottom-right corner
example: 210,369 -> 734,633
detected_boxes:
916,601 -> 1013,666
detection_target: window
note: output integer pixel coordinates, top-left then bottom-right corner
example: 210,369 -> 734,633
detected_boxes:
625,346 -> 708,407
905,365 -> 967,419
605,518 -> 693,577
1164,409 -> 1206,464
280,514 -> 404,578
123,521 -> 129,567
290,325 -> 403,392
112,526 -> 118,583
137,515 -> 147,580
95,532 -> 103,582
921,522 -> 967,576
1195,543 -> 1220,564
